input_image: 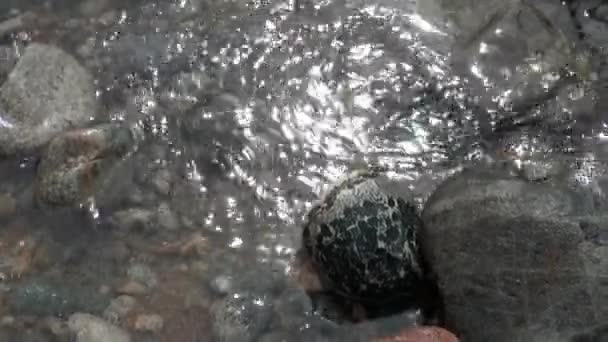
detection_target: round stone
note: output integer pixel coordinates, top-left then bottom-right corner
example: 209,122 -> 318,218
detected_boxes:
302,169 -> 424,304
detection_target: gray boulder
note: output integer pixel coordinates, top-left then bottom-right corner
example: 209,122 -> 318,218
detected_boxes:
0,43 -> 96,156
421,166 -> 607,341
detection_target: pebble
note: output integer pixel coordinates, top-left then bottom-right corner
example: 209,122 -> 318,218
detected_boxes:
127,263 -> 158,289
157,202 -> 179,230
113,208 -> 154,231
151,168 -> 172,195
373,326 -> 459,342
0,193 -> 16,219
133,314 -> 164,333
116,280 -> 148,296
68,313 -> 131,342
103,295 -> 136,324
210,275 -> 233,295
0,316 -> 14,326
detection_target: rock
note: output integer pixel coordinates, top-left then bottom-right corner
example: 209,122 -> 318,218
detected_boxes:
421,166 -> 607,341
112,208 -> 154,231
0,45 -> 18,83
156,202 -> 179,230
35,123 -> 139,206
211,292 -> 273,342
116,281 -> 148,296
7,279 -> 109,318
68,313 -> 130,342
133,314 -> 164,333
0,43 -> 96,156
302,168 -> 428,316
103,295 -> 136,324
0,193 -> 16,219
127,263 -> 158,289
570,0 -> 608,51
150,168 -> 172,196
373,326 -> 459,342
210,275 -> 233,296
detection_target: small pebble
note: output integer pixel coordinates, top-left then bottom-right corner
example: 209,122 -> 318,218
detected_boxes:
113,208 -> 154,231
133,314 -> 164,333
116,281 -> 148,296
68,313 -> 131,342
99,285 -> 111,295
151,169 -> 172,195
0,193 -> 16,219
103,295 -> 136,323
210,275 -> 233,295
127,263 -> 158,289
157,202 -> 179,230
0,316 -> 14,326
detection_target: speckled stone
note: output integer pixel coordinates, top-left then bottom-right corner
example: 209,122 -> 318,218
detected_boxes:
302,169 -> 424,304
35,123 -> 138,206
0,43 -> 96,156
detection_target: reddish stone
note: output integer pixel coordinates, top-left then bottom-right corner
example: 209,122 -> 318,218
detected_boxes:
373,326 -> 459,342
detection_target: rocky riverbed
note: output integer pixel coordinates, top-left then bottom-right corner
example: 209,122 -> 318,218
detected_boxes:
0,0 -> 605,341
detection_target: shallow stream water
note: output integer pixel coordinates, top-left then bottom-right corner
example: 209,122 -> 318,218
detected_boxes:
0,0 -> 606,341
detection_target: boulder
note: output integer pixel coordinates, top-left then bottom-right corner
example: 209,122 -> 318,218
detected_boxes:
421,166 -> 607,341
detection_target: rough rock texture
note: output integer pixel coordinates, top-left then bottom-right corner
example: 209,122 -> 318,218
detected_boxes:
421,166 -> 607,341
211,292 -> 273,342
302,169 -> 430,314
35,123 -> 139,206
68,313 -> 131,342
0,43 -> 96,156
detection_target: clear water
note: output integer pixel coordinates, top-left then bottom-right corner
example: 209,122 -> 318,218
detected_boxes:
0,0 -> 606,341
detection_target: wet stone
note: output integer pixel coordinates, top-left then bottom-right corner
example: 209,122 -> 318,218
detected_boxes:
211,292 -> 273,342
68,313 -> 130,342
112,208 -> 155,231
0,43 -> 96,157
210,275 -> 233,296
0,193 -> 16,219
133,314 -> 164,333
35,124 -> 139,206
421,166 -> 608,341
127,263 -> 158,289
103,295 -> 136,324
302,169 -> 429,320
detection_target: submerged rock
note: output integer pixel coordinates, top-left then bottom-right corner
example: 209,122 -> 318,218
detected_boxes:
35,123 -> 140,206
0,43 -> 96,156
68,313 -> 130,342
7,279 -> 109,318
421,166 -> 607,341
302,168 -> 432,319
211,292 -> 273,342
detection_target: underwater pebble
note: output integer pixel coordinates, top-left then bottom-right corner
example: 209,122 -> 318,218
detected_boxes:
68,313 -> 130,342
103,295 -> 136,324
157,202 -> 179,230
133,314 -> 164,333
113,208 -> 154,231
210,275 -> 233,295
116,280 -> 148,296
212,293 -> 273,342
127,263 -> 158,289
150,168 -> 172,196
0,193 -> 16,219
